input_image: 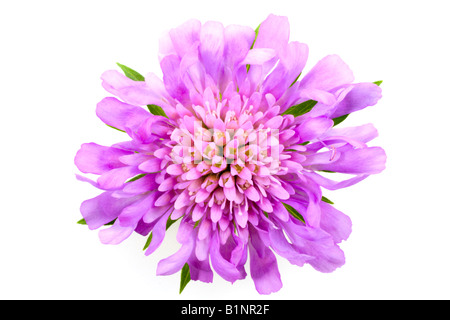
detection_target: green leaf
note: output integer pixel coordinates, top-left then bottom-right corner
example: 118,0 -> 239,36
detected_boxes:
250,24 -> 260,50
104,220 -> 116,226
147,104 -> 168,118
282,100 -> 318,117
116,63 -> 145,81
321,196 -> 334,205
143,233 -> 153,251
289,72 -> 302,87
125,173 -> 147,183
179,263 -> 191,294
332,114 -> 349,126
166,216 -> 180,230
77,218 -> 116,226
247,24 -> 261,72
373,80 -> 383,86
282,203 -> 305,223
106,124 -> 126,133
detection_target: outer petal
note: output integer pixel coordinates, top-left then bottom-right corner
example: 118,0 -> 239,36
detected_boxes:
118,193 -> 155,227
160,55 -> 189,103
210,233 -> 246,283
188,254 -> 214,283
144,211 -> 172,256
322,123 -> 379,144
240,48 -> 276,66
268,227 -> 313,267
96,97 -> 150,132
223,24 -> 255,69
253,14 -> 290,56
304,171 -> 369,191
307,146 -> 386,174
262,41 -> 309,99
299,54 -> 354,92
98,220 -> 135,245
101,70 -> 154,106
169,19 -> 201,58
200,21 -> 225,81
75,143 -> 132,175
80,191 -> 139,230
248,227 -> 282,295
156,222 -> 196,275
97,166 -> 142,190
319,202 -> 352,244
279,217 -> 346,273
331,82 -> 382,118
297,116 -> 334,143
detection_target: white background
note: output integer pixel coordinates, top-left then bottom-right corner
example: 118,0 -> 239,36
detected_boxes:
1,0 -> 449,300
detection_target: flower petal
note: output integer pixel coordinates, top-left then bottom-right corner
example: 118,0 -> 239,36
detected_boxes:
75,143 -> 131,175
300,54 -> 354,92
169,19 -> 201,58
80,191 -> 139,230
156,223 -> 196,275
308,146 -> 386,174
188,254 -> 214,283
210,232 -> 246,283
331,82 -> 382,118
268,227 -> 313,267
97,166 -> 141,190
298,116 -> 334,143
96,97 -> 150,132
145,211 -> 171,256
223,24 -> 254,69
248,227 -> 282,295
200,21 -> 225,81
253,14 -> 290,56
319,202 -> 352,243
98,220 -> 135,245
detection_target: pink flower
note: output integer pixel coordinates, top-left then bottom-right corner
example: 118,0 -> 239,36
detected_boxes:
75,14 -> 386,294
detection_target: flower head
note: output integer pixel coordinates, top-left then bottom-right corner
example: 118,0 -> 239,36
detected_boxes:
75,14 -> 386,294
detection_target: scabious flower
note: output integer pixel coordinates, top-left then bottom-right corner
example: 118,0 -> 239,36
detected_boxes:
75,14 -> 386,294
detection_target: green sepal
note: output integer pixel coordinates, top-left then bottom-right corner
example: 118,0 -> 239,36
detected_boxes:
116,63 -> 145,81
77,218 -> 115,226
247,24 -> 261,72
282,100 -> 318,117
282,203 -> 305,223
143,233 -> 153,251
250,24 -> 260,50
179,263 -> 191,294
332,114 -> 349,126
289,72 -> 302,87
373,80 -> 383,86
166,216 -> 180,230
147,104 -> 168,118
125,173 -> 147,183
106,124 -> 126,133
143,214 -> 179,251
321,196 -> 334,205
